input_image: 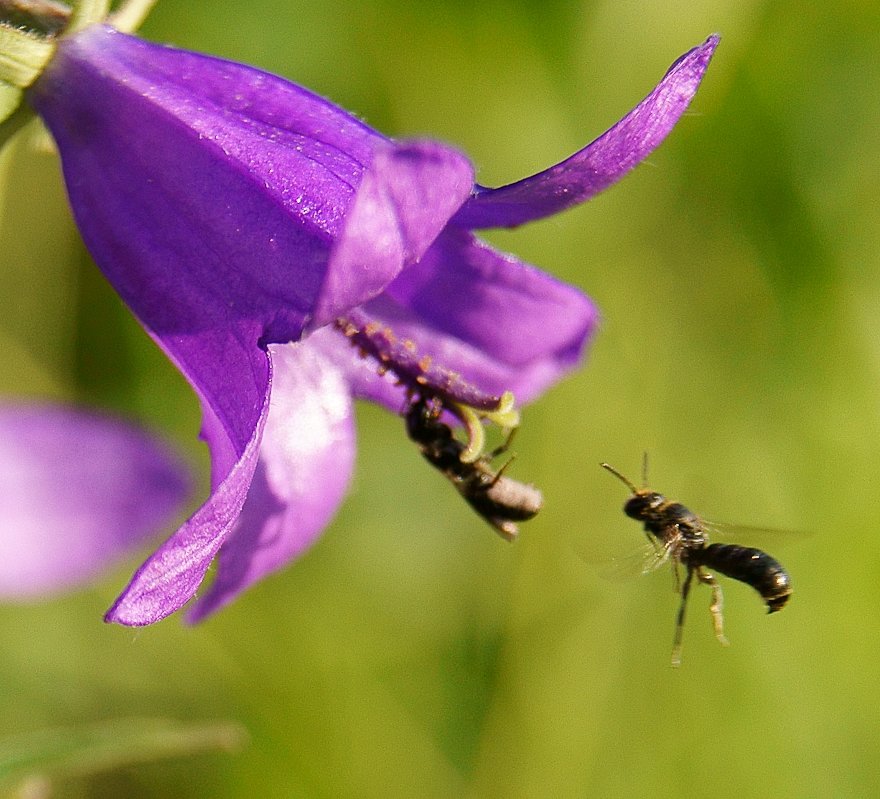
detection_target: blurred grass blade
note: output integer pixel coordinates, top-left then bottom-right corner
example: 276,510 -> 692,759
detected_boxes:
0,718 -> 247,793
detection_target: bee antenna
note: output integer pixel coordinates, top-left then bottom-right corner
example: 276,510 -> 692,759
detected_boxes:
600,462 -> 638,494
641,451 -> 650,488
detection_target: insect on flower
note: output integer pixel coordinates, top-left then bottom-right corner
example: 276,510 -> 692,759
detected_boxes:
601,457 -> 792,667
405,395 -> 543,541
337,313 -> 543,541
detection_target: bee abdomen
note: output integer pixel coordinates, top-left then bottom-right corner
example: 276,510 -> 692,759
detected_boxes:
698,543 -> 792,613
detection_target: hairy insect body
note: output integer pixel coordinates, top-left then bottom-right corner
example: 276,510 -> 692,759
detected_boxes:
625,494 -> 705,545
406,398 -> 542,541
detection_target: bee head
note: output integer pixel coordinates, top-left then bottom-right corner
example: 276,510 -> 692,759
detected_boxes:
623,491 -> 665,520
601,461 -> 665,521
405,397 -> 448,446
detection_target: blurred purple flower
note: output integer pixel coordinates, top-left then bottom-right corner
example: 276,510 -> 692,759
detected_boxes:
0,404 -> 189,599
25,25 -> 718,624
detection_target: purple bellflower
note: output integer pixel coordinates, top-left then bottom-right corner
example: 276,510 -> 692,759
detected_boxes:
0,404 -> 189,599
23,24 -> 718,625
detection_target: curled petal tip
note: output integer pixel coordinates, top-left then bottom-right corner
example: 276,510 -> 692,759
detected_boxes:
677,33 -> 721,73
455,34 -> 722,230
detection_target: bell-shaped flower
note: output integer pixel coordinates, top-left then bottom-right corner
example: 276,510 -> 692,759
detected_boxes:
23,24 -> 718,624
0,403 -> 190,599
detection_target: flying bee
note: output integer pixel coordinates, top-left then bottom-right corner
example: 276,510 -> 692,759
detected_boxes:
601,458 -> 792,667
405,396 -> 543,541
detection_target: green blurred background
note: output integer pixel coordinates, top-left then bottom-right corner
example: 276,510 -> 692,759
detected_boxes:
1,0 -> 878,796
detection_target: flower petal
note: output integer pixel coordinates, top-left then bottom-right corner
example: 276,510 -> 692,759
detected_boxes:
186,343 -> 355,623
296,326 -> 407,411
315,228 -> 598,408
28,24 -> 387,348
0,405 -> 190,599
453,35 -> 719,229
310,140 -> 476,329
105,342 -> 272,626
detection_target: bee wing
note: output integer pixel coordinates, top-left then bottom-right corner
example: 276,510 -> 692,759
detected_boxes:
701,520 -> 809,548
598,537 -> 675,582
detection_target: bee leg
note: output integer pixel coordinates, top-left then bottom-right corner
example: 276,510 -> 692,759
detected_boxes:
670,558 -> 682,595
486,517 -> 519,542
487,426 -> 518,459
484,427 -> 517,485
484,429 -> 520,487
671,566 -> 696,668
697,567 -> 729,647
489,454 -> 516,486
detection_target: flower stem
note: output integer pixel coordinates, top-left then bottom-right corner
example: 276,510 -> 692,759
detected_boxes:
66,0 -> 109,33
107,0 -> 157,33
0,21 -> 54,86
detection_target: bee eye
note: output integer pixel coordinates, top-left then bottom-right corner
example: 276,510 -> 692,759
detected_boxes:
623,497 -> 647,517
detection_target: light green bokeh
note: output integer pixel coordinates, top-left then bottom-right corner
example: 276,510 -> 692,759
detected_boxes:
0,0 -> 877,796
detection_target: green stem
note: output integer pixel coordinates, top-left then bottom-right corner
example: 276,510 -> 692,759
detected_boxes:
108,0 -> 157,32
0,22 -> 55,87
66,0 -> 109,33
